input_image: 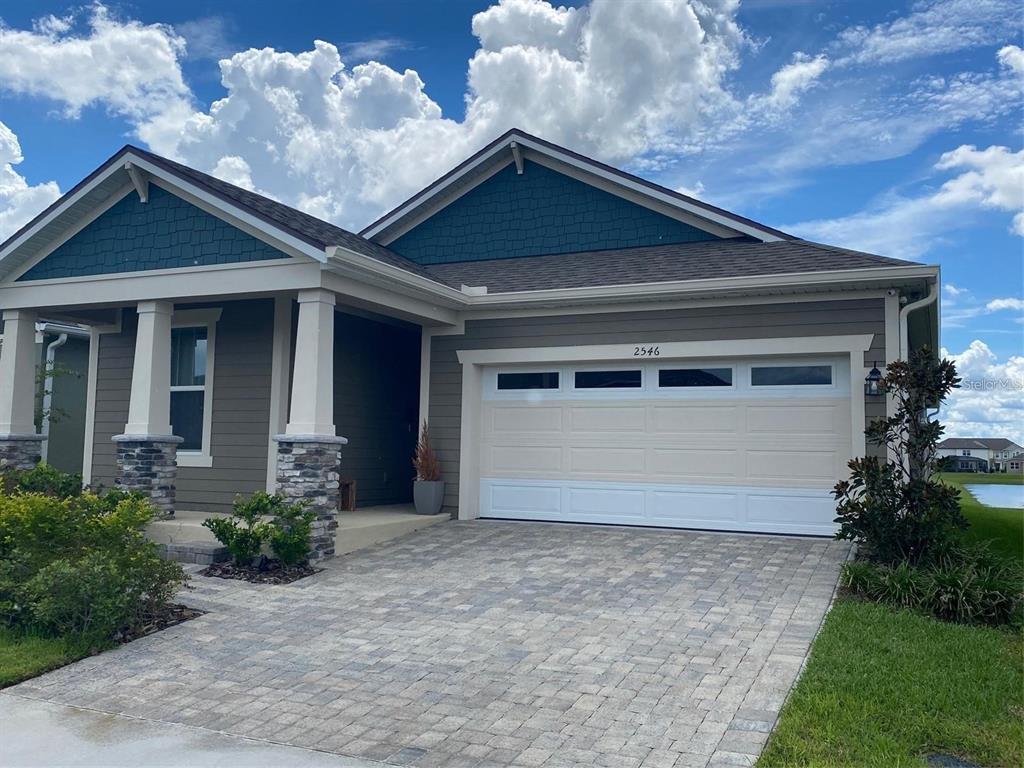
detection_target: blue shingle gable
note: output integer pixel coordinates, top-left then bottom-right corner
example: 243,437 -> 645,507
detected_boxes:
387,160 -> 720,265
18,184 -> 287,282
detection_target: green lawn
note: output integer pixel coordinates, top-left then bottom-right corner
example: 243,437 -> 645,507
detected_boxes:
758,600 -> 1024,767
0,628 -> 103,689
938,472 -> 1024,560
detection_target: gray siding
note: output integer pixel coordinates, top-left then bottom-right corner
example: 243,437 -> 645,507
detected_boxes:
92,299 -> 274,512
428,298 -> 888,516
91,301 -> 420,513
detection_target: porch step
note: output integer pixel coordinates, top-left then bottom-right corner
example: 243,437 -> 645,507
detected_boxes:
146,505 -> 449,560
160,541 -> 229,565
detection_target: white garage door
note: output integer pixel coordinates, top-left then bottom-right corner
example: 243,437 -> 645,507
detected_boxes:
478,356 -> 851,535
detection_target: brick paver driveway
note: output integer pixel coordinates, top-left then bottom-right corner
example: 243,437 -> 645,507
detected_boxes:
9,521 -> 849,768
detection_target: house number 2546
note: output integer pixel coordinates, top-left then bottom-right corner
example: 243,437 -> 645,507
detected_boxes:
633,345 -> 660,357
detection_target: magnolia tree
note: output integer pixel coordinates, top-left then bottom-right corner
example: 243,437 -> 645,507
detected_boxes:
833,348 -> 965,564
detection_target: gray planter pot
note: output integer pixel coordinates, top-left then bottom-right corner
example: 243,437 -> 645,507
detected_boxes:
413,479 -> 445,515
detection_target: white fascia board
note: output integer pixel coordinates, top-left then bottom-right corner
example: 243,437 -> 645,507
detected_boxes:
361,140 -> 512,240
510,135 -> 783,242
323,248 -> 937,317
460,264 -> 940,308
0,160 -> 125,269
361,130 -> 784,243
325,245 -> 469,307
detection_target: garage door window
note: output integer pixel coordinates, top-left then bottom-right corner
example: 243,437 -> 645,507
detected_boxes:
751,364 -> 832,387
497,372 -> 559,390
574,369 -> 642,389
658,367 -> 733,388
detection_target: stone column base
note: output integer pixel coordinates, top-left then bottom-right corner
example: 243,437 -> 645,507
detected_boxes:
0,434 -> 44,471
112,434 -> 182,517
274,434 -> 348,561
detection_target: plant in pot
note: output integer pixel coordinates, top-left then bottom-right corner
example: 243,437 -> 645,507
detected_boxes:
413,421 -> 444,515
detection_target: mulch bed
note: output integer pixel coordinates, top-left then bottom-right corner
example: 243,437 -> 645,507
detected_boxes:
199,559 -> 320,584
113,603 -> 204,644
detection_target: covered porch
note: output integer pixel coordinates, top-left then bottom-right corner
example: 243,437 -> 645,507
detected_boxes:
0,147 -> 468,561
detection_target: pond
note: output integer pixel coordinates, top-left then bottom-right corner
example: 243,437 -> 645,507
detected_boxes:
965,484 -> 1024,510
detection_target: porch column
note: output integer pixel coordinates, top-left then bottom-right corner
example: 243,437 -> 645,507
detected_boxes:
0,310 -> 44,470
274,289 -> 347,561
112,301 -> 181,516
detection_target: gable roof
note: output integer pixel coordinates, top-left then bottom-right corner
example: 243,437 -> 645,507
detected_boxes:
420,239 -> 917,294
938,438 -> 1022,450
360,128 -> 794,244
0,144 -> 434,283
0,130 -> 937,302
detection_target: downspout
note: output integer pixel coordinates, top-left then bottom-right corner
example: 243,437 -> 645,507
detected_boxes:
899,278 -> 938,359
40,333 -> 69,462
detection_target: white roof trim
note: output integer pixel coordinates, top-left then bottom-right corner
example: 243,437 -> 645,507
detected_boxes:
360,130 -> 785,243
0,151 -> 328,278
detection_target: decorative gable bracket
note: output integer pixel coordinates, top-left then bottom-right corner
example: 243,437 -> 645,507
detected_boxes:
124,162 -> 149,203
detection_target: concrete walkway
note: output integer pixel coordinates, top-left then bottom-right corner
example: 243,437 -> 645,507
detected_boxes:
0,693 -> 383,767
7,521 -> 849,767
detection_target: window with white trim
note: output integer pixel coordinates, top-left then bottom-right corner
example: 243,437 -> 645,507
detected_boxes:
658,367 -> 733,388
497,371 -> 559,390
170,308 -> 219,467
170,327 -> 207,451
961,449 -> 971,456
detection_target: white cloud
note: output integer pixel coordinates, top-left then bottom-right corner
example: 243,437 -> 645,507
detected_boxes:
986,298 -> 1024,312
0,122 -> 61,241
339,38 -> 415,62
835,0 -> 1018,66
788,143 -> 1024,259
175,16 -> 234,61
999,44 -> 1024,74
0,4 -> 192,145
933,144 -> 1024,235
148,0 -> 748,228
940,340 -> 1024,443
943,283 -> 968,298
755,53 -> 829,114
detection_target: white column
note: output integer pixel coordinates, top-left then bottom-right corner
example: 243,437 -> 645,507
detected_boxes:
285,289 -> 336,437
266,295 -> 294,491
123,300 -> 174,437
0,309 -> 39,435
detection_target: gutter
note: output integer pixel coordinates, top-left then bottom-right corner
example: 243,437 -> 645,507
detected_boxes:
898,278 -> 939,358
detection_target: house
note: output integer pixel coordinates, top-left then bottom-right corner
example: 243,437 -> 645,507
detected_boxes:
943,455 -> 990,473
1008,453 -> 1024,474
0,129 -> 940,559
936,438 -> 1024,472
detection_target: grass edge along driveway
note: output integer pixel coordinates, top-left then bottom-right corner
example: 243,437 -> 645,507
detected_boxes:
761,473 -> 1023,767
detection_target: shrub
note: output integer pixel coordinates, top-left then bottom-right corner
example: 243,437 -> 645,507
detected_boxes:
203,491 -> 313,566
841,543 -> 1023,628
268,502 -> 315,566
413,421 -> 441,481
0,491 -> 186,639
1,463 -> 82,498
834,348 -> 966,564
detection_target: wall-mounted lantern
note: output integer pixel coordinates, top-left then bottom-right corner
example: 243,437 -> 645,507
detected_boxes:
864,363 -> 885,396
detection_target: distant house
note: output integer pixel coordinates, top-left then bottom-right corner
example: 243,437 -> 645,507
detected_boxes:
936,438 -> 1024,473
1008,453 -> 1024,475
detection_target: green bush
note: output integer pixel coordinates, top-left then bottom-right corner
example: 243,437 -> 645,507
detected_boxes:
202,491 -> 276,565
834,349 -> 967,564
0,491 -> 186,639
841,543 -> 1023,628
268,503 -> 315,566
1,463 -> 82,498
203,492 -> 314,567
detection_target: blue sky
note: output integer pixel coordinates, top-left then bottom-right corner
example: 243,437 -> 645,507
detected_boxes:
0,0 -> 1021,439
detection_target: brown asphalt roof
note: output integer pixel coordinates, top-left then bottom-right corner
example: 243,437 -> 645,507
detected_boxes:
938,438 -> 1022,450
421,239 -> 918,293
0,137 -> 926,294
